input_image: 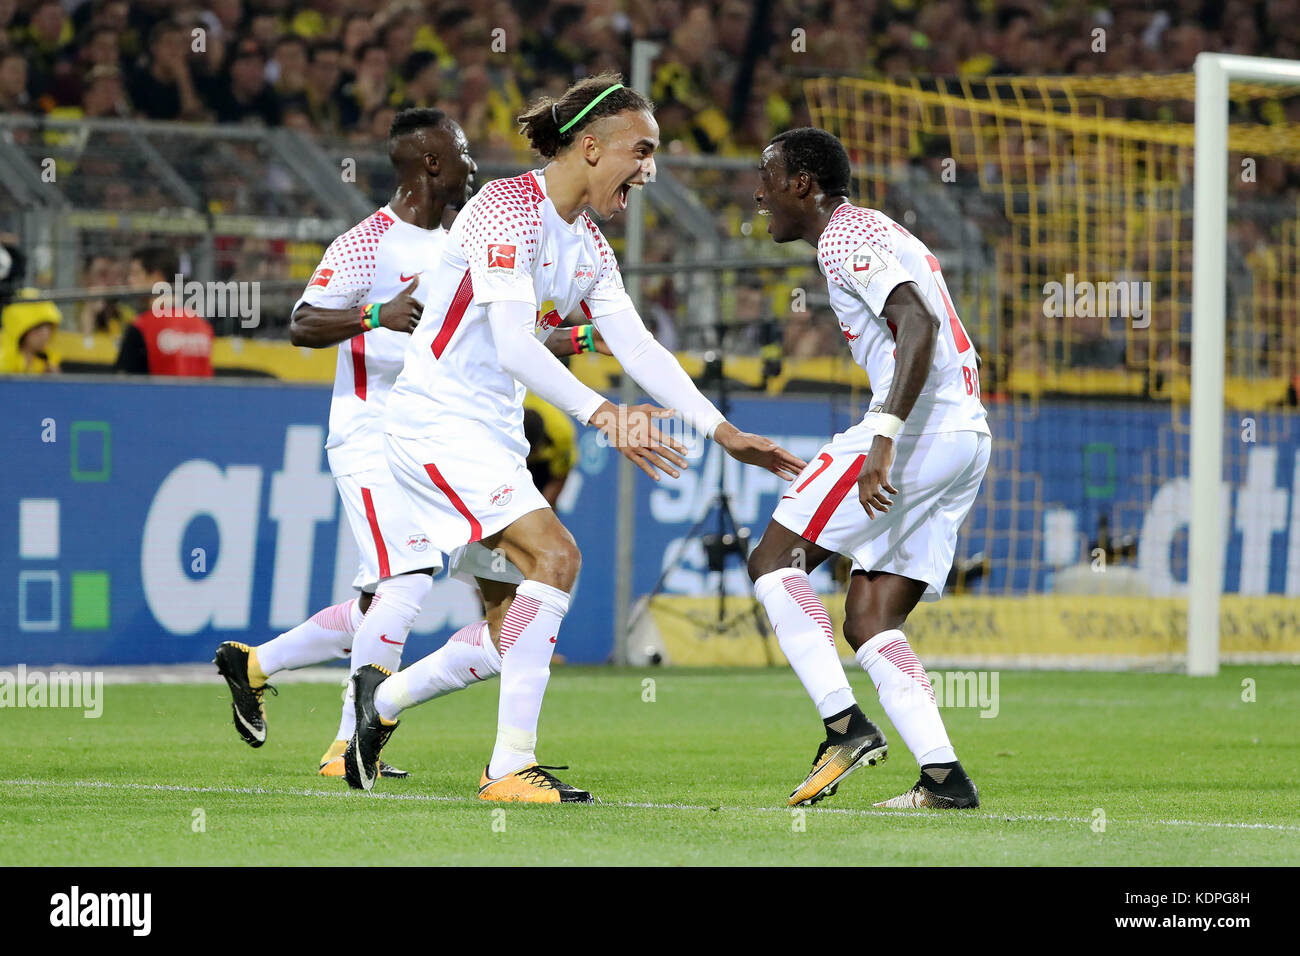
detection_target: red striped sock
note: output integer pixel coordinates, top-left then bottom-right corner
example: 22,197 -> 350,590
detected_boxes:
856,629 -> 954,765
754,568 -> 855,718
489,580 -> 570,778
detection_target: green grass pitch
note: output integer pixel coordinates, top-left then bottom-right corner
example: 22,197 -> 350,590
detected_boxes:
2,665 -> 1297,866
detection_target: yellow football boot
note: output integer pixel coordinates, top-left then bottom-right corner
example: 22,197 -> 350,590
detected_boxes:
788,718 -> 888,807
477,764 -> 593,803
318,740 -> 347,776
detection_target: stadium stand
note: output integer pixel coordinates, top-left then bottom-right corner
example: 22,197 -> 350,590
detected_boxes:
3,0 -> 1299,402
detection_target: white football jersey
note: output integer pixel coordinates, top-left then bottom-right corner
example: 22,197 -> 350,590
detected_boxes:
295,206 -> 446,476
819,202 -> 989,436
386,169 -> 633,462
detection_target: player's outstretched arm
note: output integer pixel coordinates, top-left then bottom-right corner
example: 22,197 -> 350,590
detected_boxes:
594,307 -> 806,481
858,281 -> 940,518
487,301 -> 687,480
289,276 -> 424,348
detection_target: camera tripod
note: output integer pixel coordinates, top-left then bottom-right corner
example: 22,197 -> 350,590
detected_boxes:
633,321 -> 776,664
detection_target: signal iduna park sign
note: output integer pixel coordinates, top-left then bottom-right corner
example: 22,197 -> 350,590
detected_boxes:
3,380 -> 1299,666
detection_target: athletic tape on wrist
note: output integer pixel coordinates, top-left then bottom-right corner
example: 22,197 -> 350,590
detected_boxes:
875,413 -> 904,440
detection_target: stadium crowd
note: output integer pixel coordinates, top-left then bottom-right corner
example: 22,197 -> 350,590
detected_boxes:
5,0 -> 1298,156
3,0 -> 1298,387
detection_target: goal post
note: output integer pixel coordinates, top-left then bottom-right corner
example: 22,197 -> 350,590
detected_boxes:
1191,54 -> 1300,676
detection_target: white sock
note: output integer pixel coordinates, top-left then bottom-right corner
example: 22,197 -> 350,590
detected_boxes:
340,573 -> 432,737
754,568 -> 856,718
336,594 -> 373,741
336,680 -> 356,742
488,580 -> 569,779
855,629 -> 956,766
349,573 -> 432,676
256,598 -> 363,676
374,621 -> 501,721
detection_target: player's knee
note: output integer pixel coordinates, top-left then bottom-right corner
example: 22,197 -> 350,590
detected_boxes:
374,572 -> 433,624
841,612 -> 877,651
844,594 -> 908,647
530,538 -> 581,591
746,542 -> 785,582
844,604 -> 907,648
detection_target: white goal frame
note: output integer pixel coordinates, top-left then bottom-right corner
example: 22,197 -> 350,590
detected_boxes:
1190,54 -> 1300,675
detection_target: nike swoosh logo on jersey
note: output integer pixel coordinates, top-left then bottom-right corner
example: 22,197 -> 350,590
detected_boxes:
400,272 -> 420,282
469,667 -> 484,681
541,261 -> 553,267
378,634 -> 405,646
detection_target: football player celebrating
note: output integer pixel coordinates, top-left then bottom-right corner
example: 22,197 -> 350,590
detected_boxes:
213,108 -> 603,777
346,73 -> 805,803
749,128 -> 990,809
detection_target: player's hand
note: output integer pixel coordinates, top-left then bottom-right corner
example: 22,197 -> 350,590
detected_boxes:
714,422 -> 806,481
590,400 -> 689,481
379,275 -> 423,333
858,435 -> 898,519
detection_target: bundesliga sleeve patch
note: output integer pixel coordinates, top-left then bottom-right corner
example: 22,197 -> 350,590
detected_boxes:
486,243 -> 517,273
842,241 -> 886,295
308,267 -> 334,288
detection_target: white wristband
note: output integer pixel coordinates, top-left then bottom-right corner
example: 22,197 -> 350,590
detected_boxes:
875,413 -> 904,440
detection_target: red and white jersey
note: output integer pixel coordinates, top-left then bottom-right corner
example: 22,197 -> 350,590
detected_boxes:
295,206 -> 446,476
819,202 -> 989,436
386,169 -> 633,462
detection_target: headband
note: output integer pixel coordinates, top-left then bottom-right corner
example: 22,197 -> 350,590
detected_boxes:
558,83 -> 625,134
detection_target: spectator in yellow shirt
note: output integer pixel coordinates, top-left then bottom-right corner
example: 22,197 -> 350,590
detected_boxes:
523,392 -> 578,507
0,294 -> 63,375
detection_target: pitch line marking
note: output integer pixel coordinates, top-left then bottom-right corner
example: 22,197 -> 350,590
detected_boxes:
3,778 -> 1299,833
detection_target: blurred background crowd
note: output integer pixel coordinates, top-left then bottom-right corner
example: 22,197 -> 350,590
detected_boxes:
5,0 -> 1299,154
2,0 -> 1298,395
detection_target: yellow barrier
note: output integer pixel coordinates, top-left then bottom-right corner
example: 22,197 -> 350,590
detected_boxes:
50,330 -> 1295,408
648,594 -> 1300,666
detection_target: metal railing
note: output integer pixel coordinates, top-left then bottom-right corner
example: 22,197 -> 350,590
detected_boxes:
0,115 -> 991,366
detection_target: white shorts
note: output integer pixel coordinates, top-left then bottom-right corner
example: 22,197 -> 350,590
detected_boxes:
336,465 -> 445,591
771,425 -> 990,602
384,428 -> 551,557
